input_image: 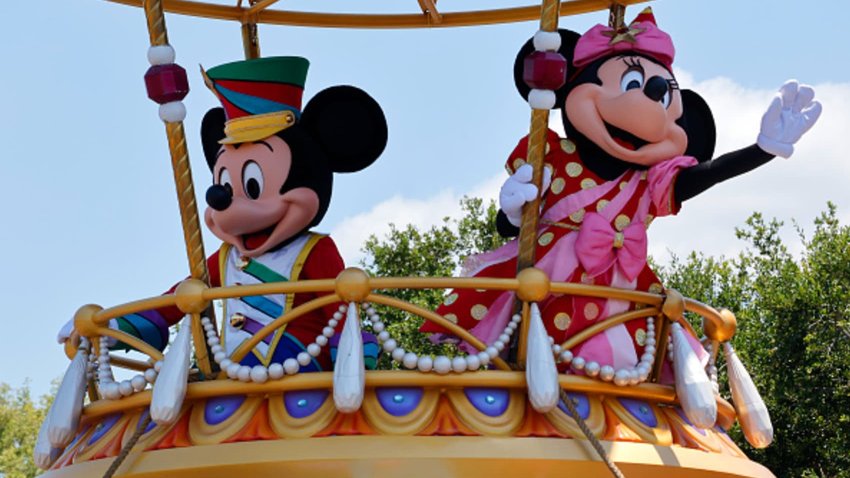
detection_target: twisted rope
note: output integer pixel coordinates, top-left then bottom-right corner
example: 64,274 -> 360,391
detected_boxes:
101,414 -> 152,478
559,389 -> 625,478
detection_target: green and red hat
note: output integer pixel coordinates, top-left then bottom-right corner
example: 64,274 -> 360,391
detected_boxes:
202,56 -> 309,144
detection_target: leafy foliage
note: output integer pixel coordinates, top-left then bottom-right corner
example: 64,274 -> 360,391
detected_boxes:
658,204 -> 850,477
359,197 -> 506,368
0,383 -> 53,478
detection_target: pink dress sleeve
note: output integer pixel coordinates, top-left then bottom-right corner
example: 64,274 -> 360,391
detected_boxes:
647,156 -> 698,217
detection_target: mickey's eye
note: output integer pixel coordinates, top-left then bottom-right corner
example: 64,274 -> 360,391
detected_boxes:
242,161 -> 264,200
621,70 -> 645,92
219,168 -> 233,196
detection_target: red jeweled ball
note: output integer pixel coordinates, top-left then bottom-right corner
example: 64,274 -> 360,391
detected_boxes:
144,63 -> 189,104
523,51 -> 568,91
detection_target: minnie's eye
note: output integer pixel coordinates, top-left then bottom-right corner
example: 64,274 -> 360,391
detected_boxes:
219,168 -> 233,195
660,89 -> 671,109
621,70 -> 645,92
242,161 -> 264,200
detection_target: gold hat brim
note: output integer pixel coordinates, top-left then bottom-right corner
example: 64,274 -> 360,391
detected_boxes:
219,110 -> 296,145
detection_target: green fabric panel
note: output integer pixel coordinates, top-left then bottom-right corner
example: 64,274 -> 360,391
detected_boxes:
206,57 -> 309,86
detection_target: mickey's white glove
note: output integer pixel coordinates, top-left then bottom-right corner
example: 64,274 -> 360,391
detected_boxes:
757,80 -> 822,158
56,317 -> 118,346
499,164 -> 552,227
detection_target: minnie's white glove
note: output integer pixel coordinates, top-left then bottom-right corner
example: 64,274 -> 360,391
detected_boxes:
499,164 -> 552,227
56,317 -> 118,346
757,80 -> 822,158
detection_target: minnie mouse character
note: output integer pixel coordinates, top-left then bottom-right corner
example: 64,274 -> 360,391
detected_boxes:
58,56 -> 388,372
423,9 -> 820,383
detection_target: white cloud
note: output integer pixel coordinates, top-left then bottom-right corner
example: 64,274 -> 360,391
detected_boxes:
332,72 -> 850,266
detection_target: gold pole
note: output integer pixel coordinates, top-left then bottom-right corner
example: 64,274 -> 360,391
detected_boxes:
608,2 -> 626,28
514,0 -> 561,365
241,0 -> 262,59
142,0 -> 215,377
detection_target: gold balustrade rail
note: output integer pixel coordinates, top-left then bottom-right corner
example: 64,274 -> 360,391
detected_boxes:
66,267 -> 737,402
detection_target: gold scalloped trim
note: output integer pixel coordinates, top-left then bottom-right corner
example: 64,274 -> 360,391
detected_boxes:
445,389 -> 525,436
604,397 -> 672,445
189,396 -> 263,445
544,393 -> 606,438
268,392 -> 337,438
72,414 -> 131,463
360,388 -> 440,435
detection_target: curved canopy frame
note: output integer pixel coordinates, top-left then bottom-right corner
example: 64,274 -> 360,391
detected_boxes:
106,0 -> 650,29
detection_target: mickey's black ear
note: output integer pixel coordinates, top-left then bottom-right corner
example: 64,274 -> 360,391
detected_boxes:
678,90 -> 716,163
201,107 -> 227,170
513,29 -> 581,108
300,85 -> 388,173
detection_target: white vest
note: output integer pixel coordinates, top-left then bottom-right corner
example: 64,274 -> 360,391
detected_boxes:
219,233 -> 322,364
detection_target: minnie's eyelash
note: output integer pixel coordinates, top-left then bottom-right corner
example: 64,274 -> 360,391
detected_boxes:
622,57 -> 643,69
667,78 -> 680,90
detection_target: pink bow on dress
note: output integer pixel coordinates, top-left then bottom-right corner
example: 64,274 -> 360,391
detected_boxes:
575,212 -> 647,281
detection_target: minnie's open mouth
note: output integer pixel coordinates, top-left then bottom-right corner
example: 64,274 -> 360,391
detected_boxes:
242,225 -> 276,251
604,122 -> 650,151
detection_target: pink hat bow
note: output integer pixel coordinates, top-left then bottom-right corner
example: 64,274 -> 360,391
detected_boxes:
573,7 -> 675,70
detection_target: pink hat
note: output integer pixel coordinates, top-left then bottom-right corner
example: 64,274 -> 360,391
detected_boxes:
573,7 -> 675,70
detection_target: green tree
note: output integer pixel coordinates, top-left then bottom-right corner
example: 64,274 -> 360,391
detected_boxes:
359,197 -> 506,368
0,382 -> 53,478
657,204 -> 850,478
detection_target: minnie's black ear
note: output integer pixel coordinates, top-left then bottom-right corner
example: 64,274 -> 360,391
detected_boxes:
678,90 -> 717,163
201,107 -> 227,170
300,85 -> 388,173
513,29 -> 581,108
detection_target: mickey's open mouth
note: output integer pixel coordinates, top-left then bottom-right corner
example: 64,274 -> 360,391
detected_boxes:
604,122 -> 650,151
242,225 -> 276,251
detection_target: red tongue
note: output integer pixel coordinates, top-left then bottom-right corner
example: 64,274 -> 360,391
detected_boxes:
243,231 -> 271,251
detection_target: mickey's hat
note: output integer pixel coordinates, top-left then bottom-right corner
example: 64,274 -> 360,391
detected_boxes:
203,56 -> 309,144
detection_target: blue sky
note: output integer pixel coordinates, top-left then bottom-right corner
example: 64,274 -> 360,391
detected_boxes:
1,0 -> 848,396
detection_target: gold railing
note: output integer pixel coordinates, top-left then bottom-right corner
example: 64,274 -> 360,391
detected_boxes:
66,267 -> 737,404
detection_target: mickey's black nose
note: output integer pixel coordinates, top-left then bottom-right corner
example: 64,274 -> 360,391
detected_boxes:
206,184 -> 232,211
643,76 -> 669,102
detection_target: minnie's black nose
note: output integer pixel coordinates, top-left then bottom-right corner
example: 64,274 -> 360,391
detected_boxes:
643,75 -> 669,102
206,184 -> 232,211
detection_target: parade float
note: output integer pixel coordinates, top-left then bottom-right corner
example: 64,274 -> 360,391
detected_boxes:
35,1 -> 822,477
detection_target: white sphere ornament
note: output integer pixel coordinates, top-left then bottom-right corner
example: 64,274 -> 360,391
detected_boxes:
315,335 -> 328,347
465,354 -> 481,371
486,347 -> 499,359
268,363 -> 285,380
158,101 -> 187,123
391,348 -> 406,362
382,339 -> 398,352
219,359 -> 233,370
477,352 -> 491,366
584,361 -> 601,377
226,363 -> 241,379
372,322 -> 384,333
614,369 -> 631,386
402,352 -> 419,370
493,341 -> 505,352
451,356 -> 468,373
144,368 -> 157,383
237,366 -> 252,382
147,45 -> 176,65
322,327 -> 335,337
210,344 -> 223,354
250,366 -> 268,383
297,352 -> 312,366
377,331 -> 390,342
328,319 -> 339,328
283,358 -> 299,375
154,361 -> 163,372
131,375 -> 147,392
307,343 -> 321,357
417,356 -> 434,372
433,356 -> 452,374
103,383 -> 121,400
533,30 -> 562,51
214,351 -> 227,363
600,365 -> 615,382
572,357 -> 586,371
560,350 -> 573,363
528,89 -> 557,110
118,380 -> 133,397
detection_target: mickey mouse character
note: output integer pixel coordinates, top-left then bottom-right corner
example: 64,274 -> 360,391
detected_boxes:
58,56 -> 387,372
423,9 -> 820,383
